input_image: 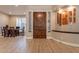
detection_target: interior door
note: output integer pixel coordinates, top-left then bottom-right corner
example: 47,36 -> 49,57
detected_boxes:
33,12 -> 46,38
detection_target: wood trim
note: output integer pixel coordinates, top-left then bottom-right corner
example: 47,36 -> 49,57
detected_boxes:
52,30 -> 79,34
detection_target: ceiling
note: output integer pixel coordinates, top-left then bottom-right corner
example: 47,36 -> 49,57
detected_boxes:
0,5 -> 65,15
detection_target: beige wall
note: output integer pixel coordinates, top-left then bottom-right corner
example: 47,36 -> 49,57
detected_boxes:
9,16 -> 17,27
0,13 -> 9,27
0,13 -> 9,34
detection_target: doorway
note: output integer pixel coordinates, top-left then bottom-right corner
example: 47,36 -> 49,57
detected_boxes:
33,12 -> 46,38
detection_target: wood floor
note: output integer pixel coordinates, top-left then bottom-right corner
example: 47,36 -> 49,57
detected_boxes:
0,36 -> 79,53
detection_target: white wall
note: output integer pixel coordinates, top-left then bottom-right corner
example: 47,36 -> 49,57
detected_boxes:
0,13 -> 9,34
52,6 -> 79,47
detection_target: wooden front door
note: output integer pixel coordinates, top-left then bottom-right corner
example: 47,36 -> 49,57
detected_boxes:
33,12 -> 46,38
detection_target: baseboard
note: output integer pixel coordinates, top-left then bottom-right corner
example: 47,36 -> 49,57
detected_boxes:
52,37 -> 79,47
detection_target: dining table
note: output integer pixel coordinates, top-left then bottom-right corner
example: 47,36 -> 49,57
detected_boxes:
3,27 -> 19,37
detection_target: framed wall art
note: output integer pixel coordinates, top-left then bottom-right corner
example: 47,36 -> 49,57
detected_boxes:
57,6 -> 76,26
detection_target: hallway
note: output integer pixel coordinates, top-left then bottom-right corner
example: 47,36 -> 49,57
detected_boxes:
0,36 -> 79,53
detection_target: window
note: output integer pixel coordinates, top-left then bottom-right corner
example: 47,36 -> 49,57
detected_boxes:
16,16 -> 26,32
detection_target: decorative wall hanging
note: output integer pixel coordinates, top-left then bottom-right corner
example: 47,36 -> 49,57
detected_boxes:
57,6 -> 76,26
73,8 -> 76,23
68,11 -> 72,23
61,10 -> 68,25
57,10 -> 68,25
57,13 -> 61,25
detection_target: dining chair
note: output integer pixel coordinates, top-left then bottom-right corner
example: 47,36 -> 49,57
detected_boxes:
3,27 -> 9,37
16,27 -> 20,36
